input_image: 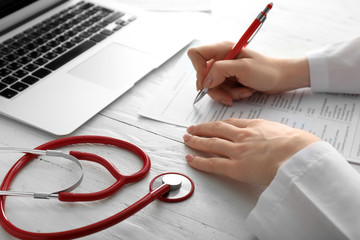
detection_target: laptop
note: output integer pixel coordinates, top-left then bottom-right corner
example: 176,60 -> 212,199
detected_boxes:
0,0 -> 194,135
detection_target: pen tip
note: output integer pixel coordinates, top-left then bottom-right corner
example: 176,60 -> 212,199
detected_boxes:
269,2 -> 273,7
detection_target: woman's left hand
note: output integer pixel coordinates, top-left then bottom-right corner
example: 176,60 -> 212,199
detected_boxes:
183,118 -> 320,185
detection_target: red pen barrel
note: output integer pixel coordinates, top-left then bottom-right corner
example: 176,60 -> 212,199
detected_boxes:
224,18 -> 261,60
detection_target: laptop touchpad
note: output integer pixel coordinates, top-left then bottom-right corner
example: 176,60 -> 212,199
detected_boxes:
69,43 -> 159,90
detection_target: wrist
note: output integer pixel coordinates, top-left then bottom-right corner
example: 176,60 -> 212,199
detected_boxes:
279,57 -> 310,91
269,130 -> 320,184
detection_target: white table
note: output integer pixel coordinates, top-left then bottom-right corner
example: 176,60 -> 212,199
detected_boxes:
0,0 -> 359,239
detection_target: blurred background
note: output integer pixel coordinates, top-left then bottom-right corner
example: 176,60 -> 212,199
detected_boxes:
116,0 -> 360,57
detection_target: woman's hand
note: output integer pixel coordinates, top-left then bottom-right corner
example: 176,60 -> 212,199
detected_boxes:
187,42 -> 310,106
183,118 -> 320,186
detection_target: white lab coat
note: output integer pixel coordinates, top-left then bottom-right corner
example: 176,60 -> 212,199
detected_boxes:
246,37 -> 360,240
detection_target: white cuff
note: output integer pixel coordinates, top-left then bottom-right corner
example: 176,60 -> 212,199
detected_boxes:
306,37 -> 360,93
246,141 -> 360,240
307,48 -> 330,92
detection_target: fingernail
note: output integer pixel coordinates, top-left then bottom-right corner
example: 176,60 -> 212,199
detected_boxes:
185,155 -> 194,162
239,91 -> 253,98
183,134 -> 192,142
187,125 -> 195,134
203,75 -> 212,88
220,99 -> 232,106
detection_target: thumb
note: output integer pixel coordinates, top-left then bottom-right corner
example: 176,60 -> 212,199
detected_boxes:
204,59 -> 245,89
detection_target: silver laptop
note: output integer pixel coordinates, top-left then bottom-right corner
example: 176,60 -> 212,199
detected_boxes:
0,0 -> 193,135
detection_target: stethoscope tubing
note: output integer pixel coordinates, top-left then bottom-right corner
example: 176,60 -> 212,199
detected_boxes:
0,182 -> 171,240
0,135 -> 153,239
0,136 -> 151,202
0,136 -> 194,239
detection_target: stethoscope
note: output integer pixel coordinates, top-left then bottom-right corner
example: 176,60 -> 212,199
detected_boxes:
0,136 -> 195,239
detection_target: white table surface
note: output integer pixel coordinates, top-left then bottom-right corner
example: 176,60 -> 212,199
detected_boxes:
1,0 -> 360,239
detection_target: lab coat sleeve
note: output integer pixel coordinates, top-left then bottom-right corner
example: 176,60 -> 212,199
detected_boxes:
245,141 -> 360,240
307,36 -> 360,93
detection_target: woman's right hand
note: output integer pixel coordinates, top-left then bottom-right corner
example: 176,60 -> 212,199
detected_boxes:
187,41 -> 311,106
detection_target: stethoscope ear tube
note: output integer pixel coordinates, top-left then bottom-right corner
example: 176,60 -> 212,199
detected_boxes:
0,147 -> 84,199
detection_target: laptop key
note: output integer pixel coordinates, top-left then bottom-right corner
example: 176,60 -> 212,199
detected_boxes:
32,68 -> 51,78
13,70 -> 28,78
2,76 -> 18,85
24,42 -> 37,51
23,63 -> 39,72
62,41 -> 76,49
90,33 -> 107,42
7,62 -> 22,71
79,31 -> 93,38
38,45 -> 52,53
4,53 -> 19,62
9,41 -> 22,50
28,51 -> 42,59
43,52 -> 59,60
100,29 -> 113,36
45,40 -> 96,71
0,68 -> 11,77
0,83 -> 6,91
0,59 -> 8,68
0,88 -> 18,99
0,46 -> 13,55
22,75 -> 39,85
33,58 -> 48,66
80,3 -> 94,10
54,46 -> 67,54
11,82 -> 29,92
14,48 -> 28,56
17,56 -> 32,65
104,12 -> 124,23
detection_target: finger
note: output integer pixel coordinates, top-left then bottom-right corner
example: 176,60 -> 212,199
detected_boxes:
219,84 -> 255,100
187,50 -> 208,90
185,155 -> 235,178
183,134 -> 235,158
206,59 -> 250,89
187,42 -> 234,66
196,59 -> 215,90
222,118 -> 255,128
187,121 -> 240,142
206,84 -> 254,105
207,88 -> 233,106
188,42 -> 234,89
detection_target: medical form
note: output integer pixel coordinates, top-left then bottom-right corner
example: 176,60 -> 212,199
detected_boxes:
139,46 -> 360,164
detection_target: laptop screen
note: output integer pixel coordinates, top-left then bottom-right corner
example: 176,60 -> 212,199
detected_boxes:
0,0 -> 39,19
0,0 -> 64,34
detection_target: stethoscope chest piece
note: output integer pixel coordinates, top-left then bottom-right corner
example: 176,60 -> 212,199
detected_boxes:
149,172 -> 195,203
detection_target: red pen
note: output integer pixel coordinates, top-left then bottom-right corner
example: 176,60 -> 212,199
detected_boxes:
194,2 -> 273,104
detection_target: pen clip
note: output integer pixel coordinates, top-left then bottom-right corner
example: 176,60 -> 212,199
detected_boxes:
246,22 -> 264,46
247,2 -> 272,45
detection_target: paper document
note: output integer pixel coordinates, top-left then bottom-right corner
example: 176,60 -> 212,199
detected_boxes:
139,47 -> 360,164
116,0 -> 211,11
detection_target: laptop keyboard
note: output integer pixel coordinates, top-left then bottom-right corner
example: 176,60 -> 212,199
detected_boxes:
0,1 -> 136,99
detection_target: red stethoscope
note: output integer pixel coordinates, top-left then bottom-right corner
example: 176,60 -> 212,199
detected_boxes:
0,135 -> 195,239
